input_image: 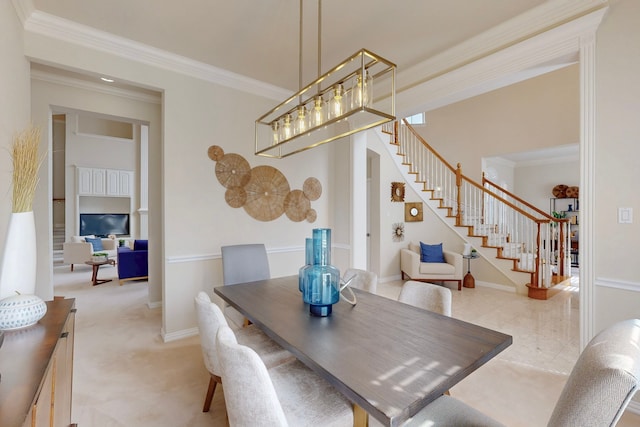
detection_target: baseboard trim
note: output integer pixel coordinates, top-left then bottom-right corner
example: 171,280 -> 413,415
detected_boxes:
147,300 -> 161,309
476,280 -> 517,293
161,326 -> 198,343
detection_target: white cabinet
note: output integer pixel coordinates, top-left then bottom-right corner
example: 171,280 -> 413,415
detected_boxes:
92,168 -> 106,195
77,167 -> 133,197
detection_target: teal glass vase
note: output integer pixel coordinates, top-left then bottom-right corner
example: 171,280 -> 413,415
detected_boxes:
299,238 -> 313,292
301,228 -> 340,316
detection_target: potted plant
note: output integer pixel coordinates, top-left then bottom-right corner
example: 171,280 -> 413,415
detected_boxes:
92,252 -> 108,262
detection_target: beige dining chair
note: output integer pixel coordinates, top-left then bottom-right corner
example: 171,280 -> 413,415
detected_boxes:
216,324 -> 354,426
407,318 -> 640,426
221,243 -> 271,327
397,280 -> 452,316
343,268 -> 378,294
194,292 -> 293,412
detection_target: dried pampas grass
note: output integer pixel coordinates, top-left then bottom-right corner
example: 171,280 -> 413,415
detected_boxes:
10,125 -> 43,213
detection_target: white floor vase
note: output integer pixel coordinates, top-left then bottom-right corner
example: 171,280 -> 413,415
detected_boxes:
0,211 -> 37,299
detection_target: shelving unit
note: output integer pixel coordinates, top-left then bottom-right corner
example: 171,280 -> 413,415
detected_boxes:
550,197 -> 579,267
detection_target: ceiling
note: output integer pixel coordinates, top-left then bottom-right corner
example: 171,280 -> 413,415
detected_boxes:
31,0 -> 548,92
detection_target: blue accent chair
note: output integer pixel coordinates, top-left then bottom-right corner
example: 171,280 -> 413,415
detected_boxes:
117,239 -> 148,285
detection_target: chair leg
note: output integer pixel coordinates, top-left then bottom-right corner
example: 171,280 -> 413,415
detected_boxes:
70,264 -> 74,272
457,280 -> 461,291
203,374 -> 222,412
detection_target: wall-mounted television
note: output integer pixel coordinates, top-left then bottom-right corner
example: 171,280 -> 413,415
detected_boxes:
80,213 -> 130,237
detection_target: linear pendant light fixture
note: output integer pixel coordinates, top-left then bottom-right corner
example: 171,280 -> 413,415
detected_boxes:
255,0 -> 396,158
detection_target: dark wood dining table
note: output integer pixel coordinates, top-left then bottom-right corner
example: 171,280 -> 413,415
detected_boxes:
215,276 -> 512,427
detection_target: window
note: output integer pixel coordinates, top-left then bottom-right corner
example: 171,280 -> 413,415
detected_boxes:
404,112 -> 425,125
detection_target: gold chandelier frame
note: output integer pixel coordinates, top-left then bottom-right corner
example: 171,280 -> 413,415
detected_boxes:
255,1 -> 396,159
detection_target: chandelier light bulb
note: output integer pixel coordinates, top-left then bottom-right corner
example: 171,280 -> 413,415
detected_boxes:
295,105 -> 308,135
312,95 -> 325,127
281,114 -> 293,141
329,84 -> 344,119
351,71 -> 372,109
271,121 -> 280,145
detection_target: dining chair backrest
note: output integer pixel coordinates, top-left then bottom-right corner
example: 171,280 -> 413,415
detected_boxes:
398,280 -> 452,316
216,324 -> 289,426
221,244 -> 271,285
194,291 -> 228,377
547,318 -> 640,427
343,268 -> 378,294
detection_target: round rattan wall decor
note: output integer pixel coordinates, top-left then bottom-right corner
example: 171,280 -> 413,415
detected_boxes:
243,166 -> 290,222
215,153 -> 251,189
208,145 -> 322,222
303,177 -> 322,201
225,187 -> 247,208
207,145 -> 224,161
284,189 -> 311,222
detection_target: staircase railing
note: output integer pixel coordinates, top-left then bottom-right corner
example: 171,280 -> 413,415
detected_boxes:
383,120 -> 571,291
482,176 -> 571,277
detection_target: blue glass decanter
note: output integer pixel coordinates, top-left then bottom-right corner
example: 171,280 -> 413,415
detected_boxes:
299,238 -> 313,292
301,228 -> 340,316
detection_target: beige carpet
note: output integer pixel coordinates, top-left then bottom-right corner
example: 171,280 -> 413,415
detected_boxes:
54,263 -> 225,426
53,264 -> 640,427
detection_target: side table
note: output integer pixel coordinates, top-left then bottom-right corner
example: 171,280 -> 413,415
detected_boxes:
85,258 -> 116,286
463,253 -> 479,288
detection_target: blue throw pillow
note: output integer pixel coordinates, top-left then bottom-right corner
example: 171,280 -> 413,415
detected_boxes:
420,242 -> 445,263
85,237 -> 104,252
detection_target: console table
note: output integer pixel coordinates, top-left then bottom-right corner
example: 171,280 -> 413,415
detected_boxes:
0,298 -> 76,427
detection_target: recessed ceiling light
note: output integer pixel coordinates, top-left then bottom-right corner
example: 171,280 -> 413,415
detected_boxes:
100,77 -> 114,83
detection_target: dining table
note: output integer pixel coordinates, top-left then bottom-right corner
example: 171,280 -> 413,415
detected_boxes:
214,275 -> 512,427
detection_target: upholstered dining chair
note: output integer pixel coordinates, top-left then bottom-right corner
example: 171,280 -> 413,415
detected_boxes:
194,292 -> 293,413
343,268 -> 378,294
397,280 -> 452,316
216,324 -> 354,426
221,243 -> 271,327
404,318 -> 640,426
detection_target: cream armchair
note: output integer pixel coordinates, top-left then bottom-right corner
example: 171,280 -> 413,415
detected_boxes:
400,243 -> 463,290
63,235 -> 117,271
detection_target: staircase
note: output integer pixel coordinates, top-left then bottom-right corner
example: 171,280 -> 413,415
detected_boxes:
382,120 -> 572,299
53,225 -> 64,264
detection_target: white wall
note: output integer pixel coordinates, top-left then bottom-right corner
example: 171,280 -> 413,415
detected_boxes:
594,0 -> 640,331
0,4 -> 34,292
419,65 -> 579,182
514,159 -> 579,214
24,29 -> 341,338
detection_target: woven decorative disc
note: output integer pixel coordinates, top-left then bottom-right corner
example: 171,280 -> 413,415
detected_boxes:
552,184 -> 568,198
566,186 -> 579,198
243,166 -> 291,221
284,190 -> 311,222
215,153 -> 251,188
225,187 -> 247,208
306,209 -> 317,223
302,177 -> 322,201
207,145 -> 224,161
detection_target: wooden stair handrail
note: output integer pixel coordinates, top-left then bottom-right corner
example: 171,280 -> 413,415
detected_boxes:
389,120 -> 572,291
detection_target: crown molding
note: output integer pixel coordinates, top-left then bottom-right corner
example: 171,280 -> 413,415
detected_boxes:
22,10 -> 292,102
397,6 -> 608,117
30,68 -> 161,105
11,0 -> 34,25
398,0 -> 609,93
